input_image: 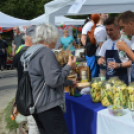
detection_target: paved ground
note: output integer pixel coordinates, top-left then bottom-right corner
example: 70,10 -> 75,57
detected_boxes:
0,70 -> 17,112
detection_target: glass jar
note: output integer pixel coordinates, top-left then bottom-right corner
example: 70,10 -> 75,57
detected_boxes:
69,87 -> 76,96
101,82 -> 113,107
127,83 -> 134,110
90,77 -> 102,103
108,77 -> 121,84
113,83 -> 127,108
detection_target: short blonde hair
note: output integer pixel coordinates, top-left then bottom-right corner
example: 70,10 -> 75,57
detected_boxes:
63,29 -> 68,33
32,23 -> 59,44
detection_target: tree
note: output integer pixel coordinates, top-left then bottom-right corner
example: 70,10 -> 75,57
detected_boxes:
0,0 -> 52,20
0,1 -> 120,21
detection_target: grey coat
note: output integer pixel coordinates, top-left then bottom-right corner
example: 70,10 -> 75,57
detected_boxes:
21,44 -> 72,114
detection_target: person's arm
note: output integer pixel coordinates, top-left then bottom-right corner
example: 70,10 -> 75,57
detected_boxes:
98,57 -> 106,65
64,79 -> 73,87
12,45 -> 16,57
98,42 -> 104,48
81,22 -> 94,46
81,34 -> 87,46
122,60 -> 132,68
117,39 -> 134,62
41,50 -> 76,88
125,48 -> 134,62
108,60 -> 131,69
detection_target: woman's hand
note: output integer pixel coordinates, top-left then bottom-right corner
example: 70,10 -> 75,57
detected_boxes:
67,55 -> 76,70
117,39 -> 129,52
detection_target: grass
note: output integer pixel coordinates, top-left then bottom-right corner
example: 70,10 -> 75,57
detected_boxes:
1,132 -> 6,134
4,100 -> 19,130
0,111 -> 3,123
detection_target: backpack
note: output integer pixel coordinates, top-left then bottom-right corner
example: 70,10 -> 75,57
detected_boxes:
84,31 -> 96,57
84,25 -> 102,57
16,45 -> 45,116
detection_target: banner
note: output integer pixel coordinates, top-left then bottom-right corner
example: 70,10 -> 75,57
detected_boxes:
68,0 -> 86,14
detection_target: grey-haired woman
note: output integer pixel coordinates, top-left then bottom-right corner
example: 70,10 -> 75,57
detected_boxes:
25,23 -> 76,134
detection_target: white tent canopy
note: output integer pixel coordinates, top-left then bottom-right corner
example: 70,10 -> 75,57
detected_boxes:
31,13 -> 84,26
44,0 -> 134,24
0,11 -> 31,27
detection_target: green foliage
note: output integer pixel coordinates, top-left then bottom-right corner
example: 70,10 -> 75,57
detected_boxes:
0,0 -> 52,20
0,0 -> 120,21
109,13 -> 120,17
4,100 -> 19,130
67,15 -> 88,20
8,45 -> 12,54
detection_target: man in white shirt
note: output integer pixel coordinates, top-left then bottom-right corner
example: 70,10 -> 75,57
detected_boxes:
98,17 -> 132,84
117,11 -> 134,82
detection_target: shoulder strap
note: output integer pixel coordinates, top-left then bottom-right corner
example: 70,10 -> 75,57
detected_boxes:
21,44 -> 45,62
20,44 -> 45,70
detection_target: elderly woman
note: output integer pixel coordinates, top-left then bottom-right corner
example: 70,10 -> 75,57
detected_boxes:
22,24 -> 76,134
60,29 -> 76,55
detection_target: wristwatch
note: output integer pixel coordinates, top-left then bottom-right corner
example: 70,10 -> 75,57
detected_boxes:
119,63 -> 122,68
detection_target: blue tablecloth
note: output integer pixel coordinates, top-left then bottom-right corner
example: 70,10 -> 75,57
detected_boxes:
64,93 -> 106,134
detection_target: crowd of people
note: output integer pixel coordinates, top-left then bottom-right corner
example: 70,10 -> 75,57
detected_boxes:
1,10 -> 134,134
81,11 -> 134,85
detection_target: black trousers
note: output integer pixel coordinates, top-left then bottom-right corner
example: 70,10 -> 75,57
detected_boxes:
0,55 -> 7,70
33,106 -> 68,134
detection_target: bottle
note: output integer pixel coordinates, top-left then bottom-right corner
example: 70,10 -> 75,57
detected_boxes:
118,37 -> 127,63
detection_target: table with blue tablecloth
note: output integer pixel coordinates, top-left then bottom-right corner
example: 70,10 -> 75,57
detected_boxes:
64,93 -> 106,134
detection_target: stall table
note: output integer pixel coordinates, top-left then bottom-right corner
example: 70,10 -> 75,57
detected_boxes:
64,93 -> 105,134
97,109 -> 134,134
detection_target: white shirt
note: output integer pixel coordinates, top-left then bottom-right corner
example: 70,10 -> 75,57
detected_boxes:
82,22 -> 94,34
100,38 -> 132,57
94,25 -> 107,56
100,38 -> 132,83
131,36 -> 134,43
132,42 -> 134,50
